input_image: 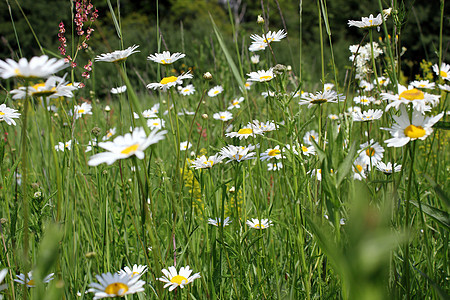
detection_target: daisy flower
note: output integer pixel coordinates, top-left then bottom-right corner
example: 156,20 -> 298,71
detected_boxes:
111,85 -> 127,94
14,271 -> 54,287
382,85 -> 440,113
191,154 -> 223,169
348,13 -> 383,31
353,95 -> 374,106
10,75 -> 77,99
376,161 -> 402,174
299,144 -> 316,156
352,109 -> 383,122
324,83 -> 334,91
303,130 -> 319,145
208,217 -> 232,227
95,45 -> 140,63
213,111 -> 233,122
250,55 -> 260,64
328,114 -> 339,120
220,145 -> 256,163
0,104 -> 20,126
228,97 -> 245,110
118,265 -> 148,278
248,120 -> 278,132
147,71 -> 193,91
180,141 -> 192,151
267,162 -> 283,171
179,84 -> 195,96
439,83 -> 450,92
158,266 -> 200,291
260,145 -> 284,161
102,128 -> 116,141
244,81 -> 253,90
358,139 -> 384,165
0,268 -> 7,295
359,80 -> 375,92
225,127 -> 263,140
249,42 -> 267,52
88,127 -> 166,166
88,272 -> 145,299
0,55 -> 67,79
246,218 -> 273,229
374,76 -> 390,87
432,62 -> 450,81
353,158 -> 368,181
74,102 -> 92,119
299,90 -> 341,108
410,80 -> 435,89
147,118 -> 165,130
262,90 -> 276,98
207,85 -> 224,97
250,29 -> 287,46
147,51 -> 185,65
383,106 -> 444,147
246,68 -> 274,82
55,140 -> 73,152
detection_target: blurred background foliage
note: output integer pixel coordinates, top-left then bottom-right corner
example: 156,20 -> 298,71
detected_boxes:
0,0 -> 448,88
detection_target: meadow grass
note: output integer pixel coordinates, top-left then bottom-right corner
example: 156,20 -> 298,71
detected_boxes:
0,1 -> 449,299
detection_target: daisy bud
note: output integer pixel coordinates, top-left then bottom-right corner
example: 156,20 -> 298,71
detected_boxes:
0,218 -> 6,224
91,126 -> 101,137
229,186 -> 235,193
102,170 -> 108,175
257,15 -> 264,24
286,65 -> 292,71
190,151 -> 196,157
31,182 -> 40,190
33,191 -> 42,199
104,105 -> 111,112
201,114 -> 208,119
203,72 -> 213,80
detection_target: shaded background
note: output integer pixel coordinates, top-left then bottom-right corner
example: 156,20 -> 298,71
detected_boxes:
0,0 -> 448,88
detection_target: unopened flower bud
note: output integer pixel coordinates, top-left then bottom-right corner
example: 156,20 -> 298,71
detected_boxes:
257,15 -> 264,24
201,114 -> 208,120
85,251 -> 96,259
229,186 -> 235,193
104,105 -> 111,112
91,126 -> 101,137
203,72 -> 212,80
34,191 -> 42,199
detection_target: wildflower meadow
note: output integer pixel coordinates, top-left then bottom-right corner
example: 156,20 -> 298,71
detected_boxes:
0,0 -> 449,299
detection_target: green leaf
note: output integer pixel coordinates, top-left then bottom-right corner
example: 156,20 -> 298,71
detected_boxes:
411,201 -> 449,229
424,174 -> 450,209
209,14 -> 245,93
107,0 -> 122,39
336,140 -> 359,187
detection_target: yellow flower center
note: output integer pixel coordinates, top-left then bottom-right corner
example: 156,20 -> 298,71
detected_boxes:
160,76 -> 178,85
220,115 -> 226,119
268,149 -> 280,156
419,84 -> 426,88
107,132 -> 113,138
203,160 -> 214,166
356,165 -> 363,172
213,90 -> 220,95
245,83 -> 250,87
232,101 -> 239,105
0,112 -> 4,115
440,71 -> 448,78
399,88 -> 424,101
301,146 -> 308,152
233,154 -> 243,160
263,37 -> 274,43
259,75 -> 272,81
131,272 -> 140,277
311,98 -> 327,104
170,275 -> 188,285
27,280 -> 35,286
121,144 -> 139,155
161,59 -> 168,64
183,89 -> 189,93
104,282 -> 129,295
254,223 -> 265,229
14,68 -> 21,75
360,98 -> 369,103
78,109 -> 85,114
404,125 -> 426,139
366,147 -> 375,157
238,128 -> 252,135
